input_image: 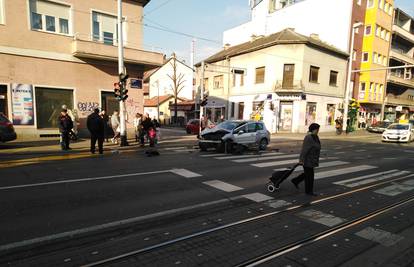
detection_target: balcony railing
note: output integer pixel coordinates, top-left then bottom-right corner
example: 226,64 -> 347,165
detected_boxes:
386,94 -> 414,106
388,72 -> 414,88
273,80 -> 304,92
390,49 -> 414,64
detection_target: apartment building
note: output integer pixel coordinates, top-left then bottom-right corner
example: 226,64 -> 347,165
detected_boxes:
223,0 -> 395,126
0,0 -> 163,138
384,8 -> 414,122
196,29 -> 348,133
357,0 -> 394,123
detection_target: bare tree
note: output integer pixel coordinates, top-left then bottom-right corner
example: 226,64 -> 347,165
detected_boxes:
167,53 -> 186,124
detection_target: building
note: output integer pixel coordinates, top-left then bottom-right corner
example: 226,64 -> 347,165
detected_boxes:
196,29 -> 348,133
223,0 -> 394,126
384,8 -> 414,122
0,0 -> 164,138
144,95 -> 184,124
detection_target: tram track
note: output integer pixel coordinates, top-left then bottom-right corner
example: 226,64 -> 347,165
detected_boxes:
81,172 -> 414,267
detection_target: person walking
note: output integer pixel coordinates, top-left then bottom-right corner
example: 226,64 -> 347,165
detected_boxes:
111,110 -> 120,144
291,123 -> 321,196
140,114 -> 154,147
133,113 -> 142,143
100,110 -> 111,142
87,108 -> 105,154
58,109 -> 73,151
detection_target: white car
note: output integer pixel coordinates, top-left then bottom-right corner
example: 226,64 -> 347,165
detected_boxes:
382,123 -> 414,143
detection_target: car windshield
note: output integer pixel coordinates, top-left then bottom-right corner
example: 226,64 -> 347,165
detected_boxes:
374,122 -> 390,127
216,121 -> 245,130
388,124 -> 409,130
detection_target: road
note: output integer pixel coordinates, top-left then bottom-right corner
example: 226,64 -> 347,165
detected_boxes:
1,132 -> 414,266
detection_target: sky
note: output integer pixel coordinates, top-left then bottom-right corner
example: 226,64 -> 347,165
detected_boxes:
143,0 -> 414,65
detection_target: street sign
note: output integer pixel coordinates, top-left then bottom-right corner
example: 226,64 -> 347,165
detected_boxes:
130,79 -> 142,89
396,106 -> 403,112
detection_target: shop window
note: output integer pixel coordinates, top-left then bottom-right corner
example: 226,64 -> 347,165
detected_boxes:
255,67 -> 265,84
329,71 -> 338,86
35,87 -> 73,129
213,75 -> 224,89
0,85 -> 8,116
309,66 -> 319,83
29,0 -> 71,34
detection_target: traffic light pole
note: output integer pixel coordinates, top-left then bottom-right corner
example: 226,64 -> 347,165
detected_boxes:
117,0 -> 128,146
199,61 -> 205,134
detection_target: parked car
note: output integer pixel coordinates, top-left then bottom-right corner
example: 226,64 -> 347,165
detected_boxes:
366,121 -> 392,133
382,123 -> 414,143
185,119 -> 200,135
198,120 -> 270,153
0,113 -> 17,142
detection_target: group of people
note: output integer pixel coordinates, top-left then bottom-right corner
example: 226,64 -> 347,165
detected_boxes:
133,113 -> 160,147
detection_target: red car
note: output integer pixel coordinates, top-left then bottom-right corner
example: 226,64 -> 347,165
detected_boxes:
186,119 -> 200,135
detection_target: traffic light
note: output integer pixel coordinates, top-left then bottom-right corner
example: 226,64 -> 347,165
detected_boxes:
114,82 -> 122,101
118,73 -> 129,101
200,92 -> 208,106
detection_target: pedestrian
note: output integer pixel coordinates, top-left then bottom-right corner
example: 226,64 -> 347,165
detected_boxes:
87,108 -> 105,154
140,113 -> 154,147
335,116 -> 343,135
133,113 -> 142,143
62,104 -> 78,140
291,123 -> 321,196
100,110 -> 111,142
58,108 -> 73,151
152,117 -> 161,143
111,110 -> 120,144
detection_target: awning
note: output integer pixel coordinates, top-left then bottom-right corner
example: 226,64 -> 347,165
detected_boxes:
205,96 -> 226,108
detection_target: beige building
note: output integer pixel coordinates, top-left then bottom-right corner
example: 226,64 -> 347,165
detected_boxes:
196,29 -> 348,133
0,0 -> 163,138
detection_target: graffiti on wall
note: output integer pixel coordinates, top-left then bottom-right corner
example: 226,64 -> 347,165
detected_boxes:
125,98 -> 142,122
77,101 -> 99,116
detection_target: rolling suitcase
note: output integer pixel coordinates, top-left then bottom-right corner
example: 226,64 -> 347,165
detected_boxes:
267,163 -> 300,192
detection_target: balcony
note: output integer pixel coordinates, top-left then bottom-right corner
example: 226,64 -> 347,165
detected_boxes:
390,49 -> 414,65
273,80 -> 304,93
392,25 -> 414,45
388,72 -> 414,88
71,37 -> 164,69
385,94 -> 414,106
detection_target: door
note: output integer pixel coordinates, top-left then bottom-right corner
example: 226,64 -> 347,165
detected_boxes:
233,124 -> 250,144
0,85 -> 7,117
238,102 -> 244,120
280,102 -> 293,131
282,64 -> 295,88
101,92 -> 118,116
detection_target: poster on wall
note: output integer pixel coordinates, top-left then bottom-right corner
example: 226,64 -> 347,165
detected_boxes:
11,83 -> 34,125
326,104 -> 336,126
305,102 -> 317,126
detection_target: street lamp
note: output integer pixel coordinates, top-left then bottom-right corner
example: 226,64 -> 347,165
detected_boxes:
343,22 -> 363,132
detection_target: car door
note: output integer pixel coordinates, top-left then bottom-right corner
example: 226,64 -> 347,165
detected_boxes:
246,123 -> 258,145
233,124 -> 249,144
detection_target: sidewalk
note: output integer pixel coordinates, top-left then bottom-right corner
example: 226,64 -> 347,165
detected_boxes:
271,130 -> 378,140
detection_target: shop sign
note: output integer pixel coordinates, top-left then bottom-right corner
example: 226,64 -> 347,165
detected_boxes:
11,83 -> 34,125
388,107 -> 394,112
396,106 -> 403,112
130,79 -> 142,89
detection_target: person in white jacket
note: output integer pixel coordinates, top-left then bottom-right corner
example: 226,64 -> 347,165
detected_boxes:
133,113 -> 142,143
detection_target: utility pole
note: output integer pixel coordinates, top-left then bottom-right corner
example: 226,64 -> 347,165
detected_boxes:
191,39 -> 196,119
343,22 -> 363,133
117,0 -> 128,146
156,80 -> 160,120
199,61 -> 205,134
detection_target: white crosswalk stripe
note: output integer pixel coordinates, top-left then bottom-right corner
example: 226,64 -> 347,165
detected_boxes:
251,159 -> 301,168
203,180 -> 243,192
200,153 -> 226,158
315,165 -> 377,179
214,152 -> 282,160
280,161 -> 350,173
232,154 -> 299,163
333,170 -> 409,188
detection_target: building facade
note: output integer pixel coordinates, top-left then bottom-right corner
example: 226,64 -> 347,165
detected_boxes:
0,0 -> 163,138
196,29 -> 348,133
384,8 -> 414,122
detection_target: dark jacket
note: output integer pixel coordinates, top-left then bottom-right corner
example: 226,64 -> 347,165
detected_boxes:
58,114 -> 73,133
141,118 -> 154,131
299,133 -> 321,168
87,112 -> 105,136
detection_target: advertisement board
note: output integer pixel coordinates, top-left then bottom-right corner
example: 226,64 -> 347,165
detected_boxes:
11,83 -> 34,125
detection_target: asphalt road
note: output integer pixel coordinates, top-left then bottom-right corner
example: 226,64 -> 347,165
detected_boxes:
1,134 -> 414,266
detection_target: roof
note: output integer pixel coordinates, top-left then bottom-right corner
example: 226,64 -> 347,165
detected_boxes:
196,28 -> 348,66
144,57 -> 194,82
144,95 -> 186,107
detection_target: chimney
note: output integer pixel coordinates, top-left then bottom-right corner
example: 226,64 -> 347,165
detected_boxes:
223,43 -> 231,50
250,34 -> 264,42
310,33 -> 320,40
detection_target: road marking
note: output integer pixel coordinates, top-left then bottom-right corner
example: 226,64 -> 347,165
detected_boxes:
162,147 -> 187,150
265,199 -> 291,209
297,209 -> 346,227
172,149 -> 195,152
200,153 -> 224,158
214,152 -> 283,160
374,183 -> 414,196
355,149 -> 367,152
355,227 -> 404,247
402,180 -> 414,186
278,161 -> 350,173
203,180 -> 243,192
251,159 -> 300,168
170,169 -> 202,178
334,152 -> 345,155
0,153 -> 97,169
0,196 -> 244,252
242,193 -> 273,202
0,169 -> 199,190
232,154 -> 299,163
315,165 -> 377,179
403,150 -> 414,153
335,170 -> 409,188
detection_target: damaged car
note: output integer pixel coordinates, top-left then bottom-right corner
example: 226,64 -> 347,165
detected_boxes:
198,120 -> 270,153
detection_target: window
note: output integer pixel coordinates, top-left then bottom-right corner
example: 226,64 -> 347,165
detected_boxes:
353,50 -> 357,61
365,25 -> 372,35
203,78 -> 209,90
373,52 -> 378,63
381,29 -> 386,39
0,0 -> 5,24
383,56 -> 387,66
388,5 -> 393,15
255,67 -> 265,84
376,25 -> 381,37
255,123 -> 264,131
29,0 -> 70,34
309,66 -> 319,83
213,75 -> 224,89
367,0 -> 374,8
238,102 -> 244,119
35,87 -> 73,128
378,54 -> 382,64
385,31 -> 390,41
362,52 -> 369,62
357,0 -> 362,6
230,102 -> 235,118
329,71 -> 338,86
232,70 -> 244,87
247,123 -> 257,133
379,0 -> 384,9
46,15 -> 55,32
384,2 -> 389,13
92,11 -> 121,45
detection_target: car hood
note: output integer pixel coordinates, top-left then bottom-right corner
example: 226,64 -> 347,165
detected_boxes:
201,127 -> 231,136
383,129 -> 409,135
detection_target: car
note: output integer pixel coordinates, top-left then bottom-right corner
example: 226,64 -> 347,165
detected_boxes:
198,120 -> 270,153
366,121 -> 392,133
0,113 -> 17,142
382,123 -> 414,143
185,119 -> 200,135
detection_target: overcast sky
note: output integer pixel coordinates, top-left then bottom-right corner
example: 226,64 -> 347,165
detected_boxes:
143,0 -> 414,64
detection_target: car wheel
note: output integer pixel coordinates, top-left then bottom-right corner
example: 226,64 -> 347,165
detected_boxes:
199,143 -> 207,151
225,140 -> 233,154
259,138 -> 268,150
